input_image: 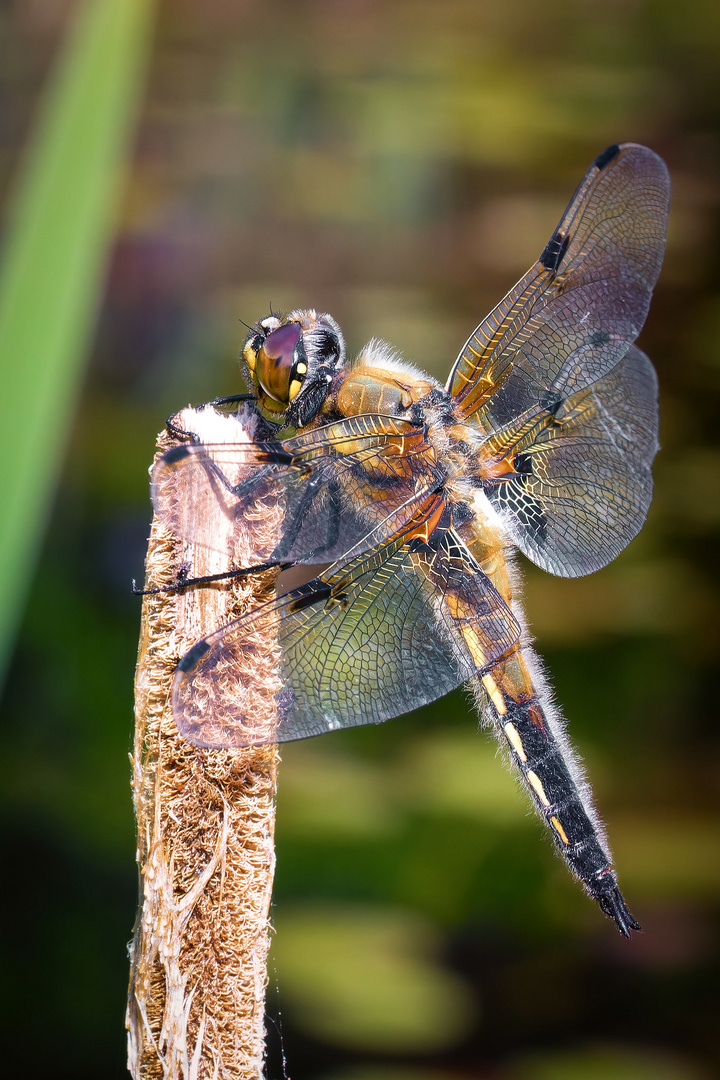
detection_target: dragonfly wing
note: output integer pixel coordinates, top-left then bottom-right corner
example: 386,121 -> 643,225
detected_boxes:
151,414 -> 439,565
447,143 -> 669,430
487,344 -> 659,576
151,439 -> 298,561
172,528 -> 521,747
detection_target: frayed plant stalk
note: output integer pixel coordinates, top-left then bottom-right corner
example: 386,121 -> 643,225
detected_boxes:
127,407 -> 281,1080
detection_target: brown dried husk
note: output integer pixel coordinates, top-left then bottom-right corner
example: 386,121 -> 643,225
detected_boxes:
127,408 -> 281,1079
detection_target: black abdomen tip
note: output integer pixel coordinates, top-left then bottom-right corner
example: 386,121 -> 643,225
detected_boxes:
595,880 -> 641,938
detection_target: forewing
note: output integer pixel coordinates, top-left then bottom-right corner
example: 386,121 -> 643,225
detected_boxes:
151,414 -> 439,565
487,345 -> 659,576
172,529 -> 521,747
447,143 -> 669,431
151,440 -> 299,563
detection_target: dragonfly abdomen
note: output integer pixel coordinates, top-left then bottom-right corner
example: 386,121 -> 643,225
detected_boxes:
475,651 -> 640,937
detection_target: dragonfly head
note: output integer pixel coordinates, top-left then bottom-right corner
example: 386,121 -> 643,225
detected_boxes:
243,310 -> 345,427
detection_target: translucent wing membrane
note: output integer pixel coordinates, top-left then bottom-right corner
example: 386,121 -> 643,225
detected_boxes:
447,143 -> 669,432
173,526 -> 521,748
486,345 -> 659,576
151,413 -> 441,566
150,146 -> 667,935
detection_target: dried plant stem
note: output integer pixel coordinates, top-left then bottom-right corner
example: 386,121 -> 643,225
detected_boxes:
128,410 -> 281,1080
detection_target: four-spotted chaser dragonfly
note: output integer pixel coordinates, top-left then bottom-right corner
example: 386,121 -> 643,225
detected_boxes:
150,144 -> 669,935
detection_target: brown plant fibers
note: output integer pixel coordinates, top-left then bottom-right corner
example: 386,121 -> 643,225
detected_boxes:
127,408 -> 281,1079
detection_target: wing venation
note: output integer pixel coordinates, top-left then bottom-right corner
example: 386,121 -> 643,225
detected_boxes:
172,528 -> 521,747
486,345 -> 659,576
151,412 -> 440,566
447,143 -> 669,433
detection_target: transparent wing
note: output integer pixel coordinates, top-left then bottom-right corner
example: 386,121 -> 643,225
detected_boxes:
486,345 -> 659,576
172,527 -> 521,748
447,143 -> 669,432
151,413 -> 440,565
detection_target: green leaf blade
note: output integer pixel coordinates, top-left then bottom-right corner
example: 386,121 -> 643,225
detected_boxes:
0,0 -> 157,686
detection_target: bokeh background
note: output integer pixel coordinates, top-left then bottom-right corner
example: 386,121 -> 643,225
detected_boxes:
1,1 -> 719,1078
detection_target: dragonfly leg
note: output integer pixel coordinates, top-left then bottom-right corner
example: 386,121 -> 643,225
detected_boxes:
475,648 -> 640,937
132,560 -> 287,596
270,477 -> 343,563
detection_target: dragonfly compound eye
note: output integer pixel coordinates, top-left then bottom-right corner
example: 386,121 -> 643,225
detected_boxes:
255,321 -> 305,413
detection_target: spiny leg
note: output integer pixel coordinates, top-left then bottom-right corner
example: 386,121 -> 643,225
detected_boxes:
132,559 -> 287,596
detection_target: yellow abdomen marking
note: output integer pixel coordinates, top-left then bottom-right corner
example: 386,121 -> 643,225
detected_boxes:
503,721 -> 527,761
460,624 -> 484,663
551,816 -> 570,845
527,770 -> 551,807
482,673 -> 507,715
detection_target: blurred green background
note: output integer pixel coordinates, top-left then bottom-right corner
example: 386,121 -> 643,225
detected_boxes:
1,1 -> 718,1078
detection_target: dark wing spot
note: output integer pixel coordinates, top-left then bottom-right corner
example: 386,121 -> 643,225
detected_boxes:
256,448 -> 296,465
407,537 -> 434,555
177,638 -> 212,673
513,452 -> 533,475
586,329 -> 611,347
540,229 -> 570,272
163,444 -> 194,466
593,143 -> 621,171
288,582 -> 332,613
539,389 -> 563,413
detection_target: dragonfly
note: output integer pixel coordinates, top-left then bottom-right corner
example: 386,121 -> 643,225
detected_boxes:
150,143 -> 669,936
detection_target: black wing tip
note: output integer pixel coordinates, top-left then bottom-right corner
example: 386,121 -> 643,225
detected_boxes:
593,142 -> 667,175
593,143 -> 622,171
595,881 -> 642,938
